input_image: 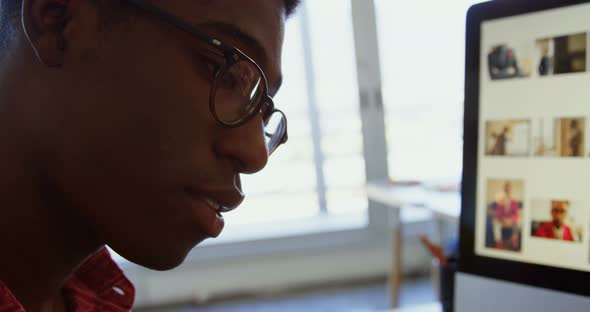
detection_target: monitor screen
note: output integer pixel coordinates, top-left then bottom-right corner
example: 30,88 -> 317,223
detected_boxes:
475,3 -> 590,273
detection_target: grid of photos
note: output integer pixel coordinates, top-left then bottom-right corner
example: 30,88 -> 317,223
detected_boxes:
485,180 -> 588,256
479,13 -> 590,272
488,32 -> 587,80
487,117 -> 586,158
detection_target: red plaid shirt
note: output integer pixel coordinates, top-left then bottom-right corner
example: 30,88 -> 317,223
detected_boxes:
0,248 -> 135,311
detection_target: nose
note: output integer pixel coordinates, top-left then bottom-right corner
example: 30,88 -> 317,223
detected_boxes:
214,115 -> 269,174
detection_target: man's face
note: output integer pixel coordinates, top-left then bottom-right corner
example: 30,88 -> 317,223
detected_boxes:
551,202 -> 568,227
38,0 -> 285,270
503,182 -> 512,196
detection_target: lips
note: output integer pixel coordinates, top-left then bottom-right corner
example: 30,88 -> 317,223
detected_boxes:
183,185 -> 244,238
202,197 -> 222,216
188,195 -> 225,238
186,186 -> 245,213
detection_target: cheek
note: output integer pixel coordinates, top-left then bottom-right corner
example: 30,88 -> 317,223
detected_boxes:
52,39 -> 218,213
101,40 -> 216,156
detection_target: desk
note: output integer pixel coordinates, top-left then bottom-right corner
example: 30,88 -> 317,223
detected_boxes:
366,182 -> 460,223
366,181 -> 460,308
386,303 -> 441,312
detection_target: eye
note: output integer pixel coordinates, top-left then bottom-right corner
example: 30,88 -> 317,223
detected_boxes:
199,55 -> 222,77
218,70 -> 239,89
189,45 -> 225,79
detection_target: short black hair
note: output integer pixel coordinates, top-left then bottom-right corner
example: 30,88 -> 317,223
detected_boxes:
284,0 -> 301,16
0,0 -> 301,60
0,1 -> 20,58
0,0 -> 129,60
1,0 -> 302,32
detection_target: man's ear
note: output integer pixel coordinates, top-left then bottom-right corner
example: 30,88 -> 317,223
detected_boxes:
21,0 -> 69,67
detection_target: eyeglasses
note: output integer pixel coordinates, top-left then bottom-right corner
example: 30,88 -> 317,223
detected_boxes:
125,0 -> 288,155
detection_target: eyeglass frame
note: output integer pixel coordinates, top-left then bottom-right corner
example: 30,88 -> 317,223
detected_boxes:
124,0 -> 288,154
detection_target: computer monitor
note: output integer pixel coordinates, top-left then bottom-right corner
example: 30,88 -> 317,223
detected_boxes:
458,1 -> 590,311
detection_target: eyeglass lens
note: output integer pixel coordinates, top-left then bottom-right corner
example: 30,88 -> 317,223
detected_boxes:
212,60 -> 264,124
265,111 -> 286,154
212,60 -> 285,153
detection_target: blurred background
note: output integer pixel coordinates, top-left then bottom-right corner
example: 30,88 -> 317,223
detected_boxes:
121,0 -> 486,311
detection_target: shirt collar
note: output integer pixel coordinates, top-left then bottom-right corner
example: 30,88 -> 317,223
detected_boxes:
0,247 -> 135,311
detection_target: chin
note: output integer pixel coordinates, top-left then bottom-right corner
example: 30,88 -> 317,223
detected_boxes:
128,251 -> 189,271
114,237 -> 208,271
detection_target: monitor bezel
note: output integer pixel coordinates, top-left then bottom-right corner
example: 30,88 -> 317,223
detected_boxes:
460,0 -> 590,298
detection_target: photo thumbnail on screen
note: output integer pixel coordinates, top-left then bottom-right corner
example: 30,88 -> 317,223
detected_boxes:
531,199 -> 584,243
532,117 -> 585,157
488,43 -> 532,80
486,119 -> 530,156
485,179 -> 525,252
556,117 -> 585,157
532,117 -> 557,156
536,33 -> 587,76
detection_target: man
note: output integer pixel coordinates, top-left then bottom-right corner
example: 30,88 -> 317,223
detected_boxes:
0,0 -> 298,311
538,45 -> 553,76
488,44 -> 520,80
490,126 -> 509,156
535,200 -> 575,242
493,181 -> 521,251
567,119 -> 582,157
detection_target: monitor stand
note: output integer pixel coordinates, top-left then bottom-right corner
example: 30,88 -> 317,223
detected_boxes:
455,273 -> 590,312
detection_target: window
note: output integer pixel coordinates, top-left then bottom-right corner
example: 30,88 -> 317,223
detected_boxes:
221,1 -> 366,235
224,12 -> 319,227
306,0 -> 366,216
375,0 -> 486,183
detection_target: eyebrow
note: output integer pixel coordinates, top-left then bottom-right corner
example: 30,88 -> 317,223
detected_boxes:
197,22 -> 283,96
198,22 -> 267,68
